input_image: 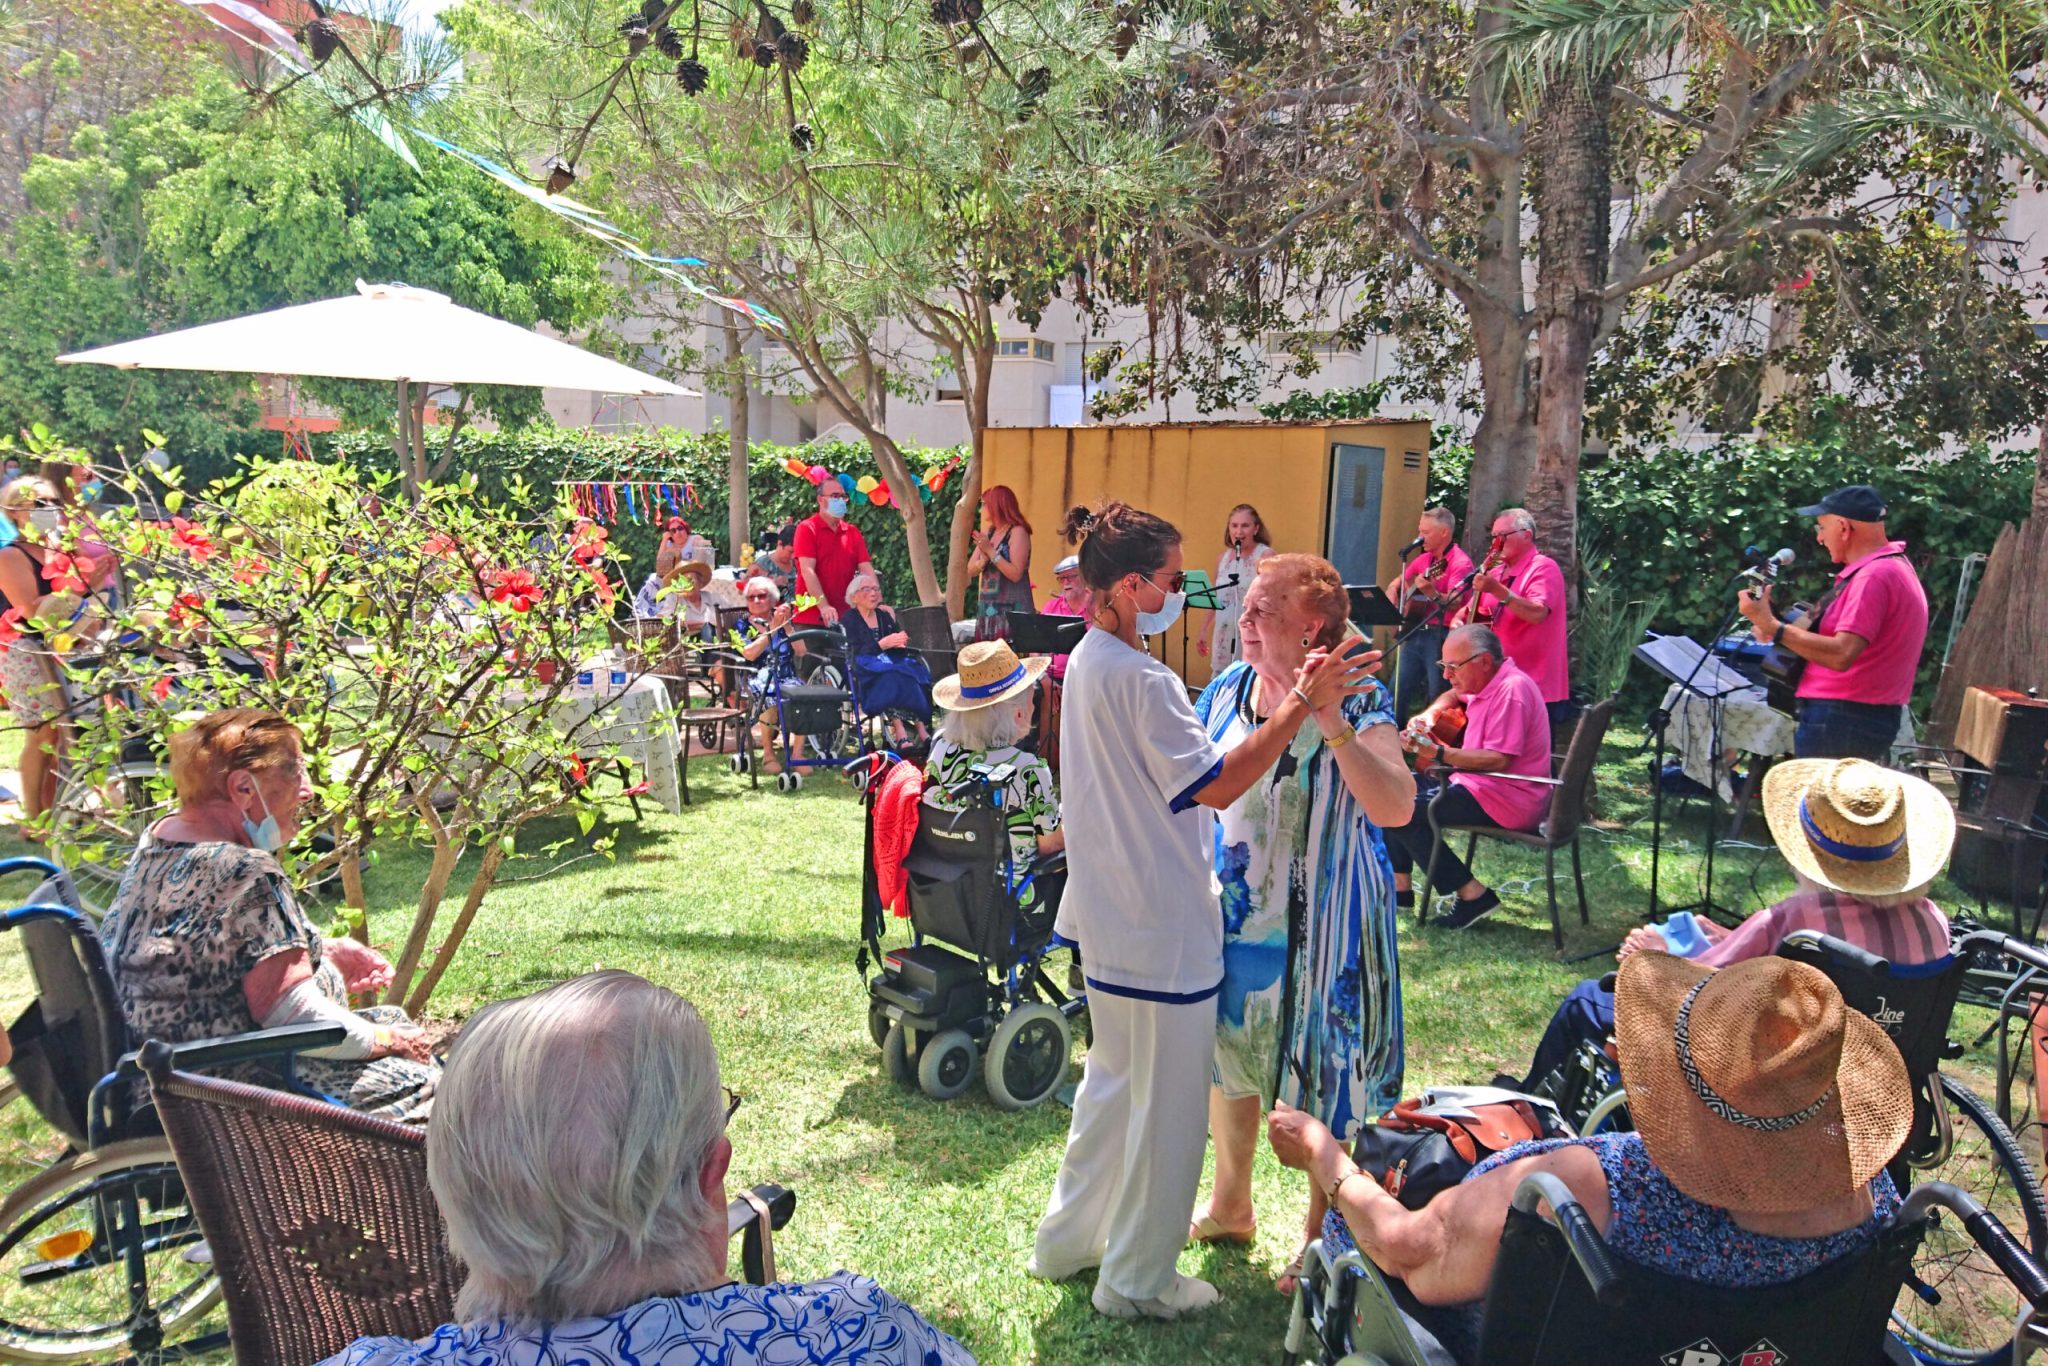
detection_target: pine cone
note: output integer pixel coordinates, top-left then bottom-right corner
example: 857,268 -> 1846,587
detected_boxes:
751,38 -> 778,65
301,16 -> 340,64
791,0 -> 817,26
656,26 -> 685,57
618,12 -> 650,50
546,164 -> 576,195
789,122 -> 815,152
675,57 -> 710,93
777,32 -> 809,69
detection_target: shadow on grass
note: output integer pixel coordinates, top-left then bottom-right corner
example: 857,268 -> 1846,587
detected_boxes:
559,926 -> 853,960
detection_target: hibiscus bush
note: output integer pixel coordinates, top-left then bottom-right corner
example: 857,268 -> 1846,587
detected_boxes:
45,455 -> 653,1010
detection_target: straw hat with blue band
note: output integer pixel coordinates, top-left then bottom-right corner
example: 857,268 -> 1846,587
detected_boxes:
932,639 -> 1050,713
1760,757 -> 1953,898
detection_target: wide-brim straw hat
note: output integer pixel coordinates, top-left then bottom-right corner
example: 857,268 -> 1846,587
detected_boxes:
1762,758 -> 1953,898
933,639 -> 1049,712
1615,951 -> 1912,1215
674,560 -> 713,589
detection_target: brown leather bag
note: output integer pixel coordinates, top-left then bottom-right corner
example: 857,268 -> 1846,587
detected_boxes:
1351,1087 -> 1569,1209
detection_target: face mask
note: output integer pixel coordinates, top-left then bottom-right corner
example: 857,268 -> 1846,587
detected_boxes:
80,480 -> 103,502
1133,582 -> 1185,636
826,498 -> 849,518
238,780 -> 286,853
27,508 -> 62,536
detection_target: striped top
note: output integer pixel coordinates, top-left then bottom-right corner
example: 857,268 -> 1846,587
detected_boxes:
1696,887 -> 1950,969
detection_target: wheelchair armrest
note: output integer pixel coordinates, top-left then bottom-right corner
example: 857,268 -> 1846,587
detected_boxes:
1904,1182 -> 2048,1310
124,1025 -> 351,1083
1512,1172 -> 1626,1306
726,1182 -> 797,1286
1777,929 -> 1891,979
1031,851 -> 1068,878
0,857 -> 62,884
725,1182 -> 797,1239
1484,771 -> 1564,787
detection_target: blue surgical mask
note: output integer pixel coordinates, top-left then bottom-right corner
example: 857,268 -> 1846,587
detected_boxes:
826,497 -> 849,518
80,480 -> 103,502
1135,585 -> 1185,636
239,782 -> 286,853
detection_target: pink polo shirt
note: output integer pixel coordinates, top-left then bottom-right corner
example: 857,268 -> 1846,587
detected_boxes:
1796,541 -> 1928,706
1479,550 -> 1570,703
1452,656 -> 1553,832
1403,544 -> 1475,628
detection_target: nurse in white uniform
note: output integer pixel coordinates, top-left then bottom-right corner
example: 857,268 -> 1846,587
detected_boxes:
1029,500 -> 1375,1321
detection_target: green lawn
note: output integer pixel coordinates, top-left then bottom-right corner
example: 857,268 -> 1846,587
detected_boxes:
0,723 -> 2019,1363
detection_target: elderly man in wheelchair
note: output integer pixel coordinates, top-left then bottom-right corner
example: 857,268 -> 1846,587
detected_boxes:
1270,950 -> 2048,1366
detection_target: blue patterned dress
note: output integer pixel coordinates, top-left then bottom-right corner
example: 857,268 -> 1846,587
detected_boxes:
1194,662 -> 1403,1137
318,1274 -> 976,1366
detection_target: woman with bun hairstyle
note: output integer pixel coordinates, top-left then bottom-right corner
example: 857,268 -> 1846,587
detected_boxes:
1029,501 -> 1377,1323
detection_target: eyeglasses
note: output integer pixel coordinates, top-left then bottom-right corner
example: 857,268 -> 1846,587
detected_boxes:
1440,653 -> 1481,675
1138,569 -> 1186,594
723,1086 -> 742,1127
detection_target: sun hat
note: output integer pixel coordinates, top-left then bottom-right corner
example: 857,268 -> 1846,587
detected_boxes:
1761,758 -> 1953,898
932,639 -> 1049,712
674,560 -> 713,589
1615,951 -> 1911,1214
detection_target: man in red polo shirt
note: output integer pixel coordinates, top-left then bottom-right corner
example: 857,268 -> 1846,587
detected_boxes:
1737,484 -> 1927,761
793,485 -> 876,627
1389,623 -> 1553,929
1469,507 -> 1573,730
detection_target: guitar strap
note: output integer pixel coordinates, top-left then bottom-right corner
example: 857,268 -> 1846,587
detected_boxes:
1804,549 -> 1907,629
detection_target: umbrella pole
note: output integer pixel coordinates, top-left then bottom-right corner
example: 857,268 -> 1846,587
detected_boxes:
394,378 -> 414,499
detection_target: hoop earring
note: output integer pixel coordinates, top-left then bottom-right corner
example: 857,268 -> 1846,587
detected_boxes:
1300,632 -> 1314,649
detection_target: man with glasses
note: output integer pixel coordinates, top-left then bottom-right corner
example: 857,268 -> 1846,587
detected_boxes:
1468,507 -> 1573,730
1387,624 -> 1552,929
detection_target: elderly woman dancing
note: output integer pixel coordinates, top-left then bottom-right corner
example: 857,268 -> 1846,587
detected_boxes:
1189,553 -> 1413,1292
321,971 -> 974,1366
98,709 -> 436,1120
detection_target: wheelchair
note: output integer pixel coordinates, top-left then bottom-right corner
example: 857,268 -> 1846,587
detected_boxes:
0,857 -> 351,1363
1531,928 -> 2048,1364
730,626 -> 928,792
1286,1171 -> 2048,1366
857,757 -> 1086,1110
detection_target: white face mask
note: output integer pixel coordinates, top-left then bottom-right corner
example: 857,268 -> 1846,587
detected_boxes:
238,780 -> 286,853
1130,579 -> 1184,636
27,508 -> 62,536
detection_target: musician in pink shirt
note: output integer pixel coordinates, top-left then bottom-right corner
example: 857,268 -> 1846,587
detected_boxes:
1388,624 -> 1552,930
1469,507 -> 1573,728
1393,507 -> 1474,725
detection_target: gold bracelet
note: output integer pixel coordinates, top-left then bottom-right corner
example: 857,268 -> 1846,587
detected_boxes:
1322,724 -> 1355,748
1325,1164 -> 1366,1204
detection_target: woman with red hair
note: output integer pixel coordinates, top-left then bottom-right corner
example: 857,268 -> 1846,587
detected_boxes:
969,484 -> 1035,642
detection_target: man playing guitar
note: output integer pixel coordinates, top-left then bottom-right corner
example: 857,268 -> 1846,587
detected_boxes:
1462,507 -> 1573,731
1394,507 -> 1472,725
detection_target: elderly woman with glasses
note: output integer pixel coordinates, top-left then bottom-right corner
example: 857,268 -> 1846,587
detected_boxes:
98,709 -> 437,1121
735,576 -> 806,774
842,571 -> 932,747
319,972 -> 975,1366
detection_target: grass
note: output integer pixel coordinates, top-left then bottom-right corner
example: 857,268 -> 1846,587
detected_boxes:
0,719 -> 2028,1363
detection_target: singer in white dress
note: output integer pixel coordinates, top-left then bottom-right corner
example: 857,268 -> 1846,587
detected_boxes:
1205,504 -> 1275,667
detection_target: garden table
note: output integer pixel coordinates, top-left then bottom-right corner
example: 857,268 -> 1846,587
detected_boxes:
550,671 -> 684,814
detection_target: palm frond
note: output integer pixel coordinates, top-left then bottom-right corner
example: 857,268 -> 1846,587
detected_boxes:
1748,78 -> 2048,195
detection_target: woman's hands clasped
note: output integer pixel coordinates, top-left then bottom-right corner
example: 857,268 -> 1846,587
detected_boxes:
1292,637 -> 1383,714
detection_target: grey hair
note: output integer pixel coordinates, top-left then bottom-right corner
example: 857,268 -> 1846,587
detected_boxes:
1494,506 -> 1537,536
1422,506 -> 1457,534
428,972 -> 725,1323
845,571 -> 881,599
742,576 -> 780,603
1447,623 -> 1503,662
938,694 -> 1035,750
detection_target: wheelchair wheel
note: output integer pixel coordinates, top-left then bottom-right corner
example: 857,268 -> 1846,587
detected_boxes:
44,763 -> 163,914
917,1030 -> 978,1101
868,1000 -> 892,1050
984,1004 -> 1072,1111
775,770 -> 803,793
802,662 -> 854,761
728,752 -> 751,775
0,1137 -> 221,1363
1893,1075 -> 2048,1363
882,1021 -> 921,1087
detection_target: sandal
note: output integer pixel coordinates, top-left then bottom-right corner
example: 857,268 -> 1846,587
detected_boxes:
1187,1209 -> 1256,1247
1275,1237 -> 1313,1297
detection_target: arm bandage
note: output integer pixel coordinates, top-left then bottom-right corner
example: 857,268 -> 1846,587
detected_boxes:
259,978 -> 382,1061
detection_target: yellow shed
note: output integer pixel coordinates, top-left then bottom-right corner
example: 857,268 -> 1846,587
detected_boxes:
981,420 -> 1433,688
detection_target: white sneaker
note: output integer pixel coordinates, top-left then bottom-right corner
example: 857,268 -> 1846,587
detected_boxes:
1091,1274 -> 1220,1321
1026,1251 -> 1100,1281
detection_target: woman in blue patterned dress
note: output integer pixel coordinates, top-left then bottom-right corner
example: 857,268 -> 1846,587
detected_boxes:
1189,553 -> 1415,1290
320,971 -> 975,1366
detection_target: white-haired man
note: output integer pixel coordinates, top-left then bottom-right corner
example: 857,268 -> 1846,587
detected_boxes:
1468,507 -> 1573,731
318,972 -> 976,1366
1394,506 -> 1471,725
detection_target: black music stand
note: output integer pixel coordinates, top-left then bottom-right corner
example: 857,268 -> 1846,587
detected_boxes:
1636,630 -> 1753,928
1005,612 -> 1087,657
1345,585 -> 1405,630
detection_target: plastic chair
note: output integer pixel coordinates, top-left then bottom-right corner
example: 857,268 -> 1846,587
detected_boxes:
1419,696 -> 1616,950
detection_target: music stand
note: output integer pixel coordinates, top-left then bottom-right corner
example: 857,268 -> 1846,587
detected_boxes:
1005,612 -> 1087,656
1635,631 -> 1753,928
1345,585 -> 1405,630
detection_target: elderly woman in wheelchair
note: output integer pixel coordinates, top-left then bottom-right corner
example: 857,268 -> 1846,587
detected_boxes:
923,640 -> 1063,870
321,972 -> 975,1366
1269,953 -> 1914,1365
97,708 -> 437,1121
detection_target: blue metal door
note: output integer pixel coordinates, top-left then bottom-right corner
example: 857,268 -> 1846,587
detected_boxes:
1327,443 -> 1386,585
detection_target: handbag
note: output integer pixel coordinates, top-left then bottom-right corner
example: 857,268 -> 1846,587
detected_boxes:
1349,1086 -> 1569,1210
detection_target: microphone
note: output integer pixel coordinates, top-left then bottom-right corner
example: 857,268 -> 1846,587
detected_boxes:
1398,535 -> 1425,557
1739,547 -> 1795,586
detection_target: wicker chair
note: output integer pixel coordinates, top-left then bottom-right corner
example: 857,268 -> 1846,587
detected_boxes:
141,1052 -> 799,1366
1418,695 -> 1616,951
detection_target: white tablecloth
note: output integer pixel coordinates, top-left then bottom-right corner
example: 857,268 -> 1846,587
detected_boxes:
1660,684 -> 1792,803
547,673 -> 683,814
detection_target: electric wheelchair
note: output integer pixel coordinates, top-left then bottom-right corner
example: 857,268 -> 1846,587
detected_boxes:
857,756 -> 1086,1110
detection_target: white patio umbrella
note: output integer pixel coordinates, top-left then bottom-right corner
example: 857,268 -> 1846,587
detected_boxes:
58,280 -> 695,398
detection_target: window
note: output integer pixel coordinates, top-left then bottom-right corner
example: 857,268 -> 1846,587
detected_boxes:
996,338 -> 1056,361
936,385 -> 964,403
1034,340 -> 1056,362
996,340 -> 1032,357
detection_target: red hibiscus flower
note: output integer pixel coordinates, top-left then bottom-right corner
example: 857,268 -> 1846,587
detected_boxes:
169,517 -> 216,562
231,556 -> 270,586
42,552 -> 92,596
421,533 -> 458,558
487,568 -> 541,613
0,607 -> 24,649
151,676 -> 173,702
167,591 -> 205,629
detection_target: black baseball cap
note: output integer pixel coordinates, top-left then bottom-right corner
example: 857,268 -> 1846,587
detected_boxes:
1796,485 -> 1887,521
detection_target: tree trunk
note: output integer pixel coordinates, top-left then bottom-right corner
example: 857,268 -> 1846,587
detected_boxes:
403,841 -> 508,1013
945,318 -> 995,619
394,380 -> 417,501
1524,69 -> 1614,587
723,315 -> 750,558
383,793 -> 459,1005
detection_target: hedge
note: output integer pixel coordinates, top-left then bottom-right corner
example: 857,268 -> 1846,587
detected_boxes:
324,427 -> 968,607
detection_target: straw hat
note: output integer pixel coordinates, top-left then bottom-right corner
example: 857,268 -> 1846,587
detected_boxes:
673,560 -> 713,589
932,639 -> 1049,712
1615,952 -> 1912,1214
1761,758 -> 1953,898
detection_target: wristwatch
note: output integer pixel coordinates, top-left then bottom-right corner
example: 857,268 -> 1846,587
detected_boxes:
1323,724 -> 1356,748
1771,623 -> 1787,647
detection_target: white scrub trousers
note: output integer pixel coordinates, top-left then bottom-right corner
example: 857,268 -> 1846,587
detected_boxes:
1033,990 -> 1218,1301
